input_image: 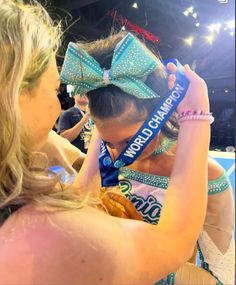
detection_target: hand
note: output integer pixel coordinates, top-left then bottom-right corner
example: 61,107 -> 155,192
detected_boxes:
101,192 -> 143,221
81,112 -> 90,125
167,63 -> 209,114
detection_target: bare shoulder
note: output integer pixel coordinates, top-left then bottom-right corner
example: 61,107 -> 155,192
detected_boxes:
0,203 -> 190,284
207,156 -> 225,180
0,204 -> 141,284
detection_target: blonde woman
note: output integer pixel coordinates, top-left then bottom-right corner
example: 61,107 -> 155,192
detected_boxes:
0,1 -> 210,284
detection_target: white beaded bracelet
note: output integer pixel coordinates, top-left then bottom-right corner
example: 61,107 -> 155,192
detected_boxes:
178,110 -> 215,124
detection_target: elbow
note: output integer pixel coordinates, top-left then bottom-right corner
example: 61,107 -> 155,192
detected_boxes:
59,131 -> 66,137
165,232 -> 197,270
173,237 -> 197,268
59,131 -> 71,141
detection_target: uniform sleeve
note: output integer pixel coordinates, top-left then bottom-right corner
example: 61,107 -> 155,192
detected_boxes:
208,171 -> 231,195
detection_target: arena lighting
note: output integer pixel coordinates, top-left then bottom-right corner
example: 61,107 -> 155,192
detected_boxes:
204,34 -> 215,44
184,36 -> 194,46
183,10 -> 189,16
188,6 -> 194,14
132,2 -> 138,9
183,6 -> 194,16
192,12 -> 197,19
226,20 -> 235,30
229,31 -> 235,37
225,89 -> 229,93
207,23 -> 222,33
196,22 -> 200,27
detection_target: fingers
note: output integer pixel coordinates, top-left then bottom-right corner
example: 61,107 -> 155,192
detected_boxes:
183,64 -> 195,80
168,74 -> 176,90
167,62 -> 178,73
167,63 -> 205,88
183,64 -> 208,96
106,192 -> 143,221
167,62 -> 177,90
83,113 -> 90,124
101,193 -> 129,218
183,64 -> 203,83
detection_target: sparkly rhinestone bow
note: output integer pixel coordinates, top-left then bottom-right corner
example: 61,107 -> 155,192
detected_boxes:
60,33 -> 160,99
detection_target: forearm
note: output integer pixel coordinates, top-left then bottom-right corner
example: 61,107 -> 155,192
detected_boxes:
60,121 -> 84,142
159,121 -> 210,244
42,130 -> 87,172
73,127 -> 101,190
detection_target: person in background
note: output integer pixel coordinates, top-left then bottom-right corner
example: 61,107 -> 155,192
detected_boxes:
57,93 -> 91,153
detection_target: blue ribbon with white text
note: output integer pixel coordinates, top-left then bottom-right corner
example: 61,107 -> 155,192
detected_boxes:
99,59 -> 189,187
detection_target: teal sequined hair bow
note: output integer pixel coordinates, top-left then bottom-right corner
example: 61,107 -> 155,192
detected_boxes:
60,33 -> 160,99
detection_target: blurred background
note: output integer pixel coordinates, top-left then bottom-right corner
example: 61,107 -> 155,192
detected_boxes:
43,0 -> 235,151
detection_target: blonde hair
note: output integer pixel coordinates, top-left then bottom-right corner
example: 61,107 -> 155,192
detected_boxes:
0,0 -> 98,212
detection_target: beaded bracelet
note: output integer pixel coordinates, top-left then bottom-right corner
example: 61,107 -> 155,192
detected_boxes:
178,110 -> 214,124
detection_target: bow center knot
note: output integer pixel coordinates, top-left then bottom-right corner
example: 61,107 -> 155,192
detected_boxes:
103,69 -> 110,85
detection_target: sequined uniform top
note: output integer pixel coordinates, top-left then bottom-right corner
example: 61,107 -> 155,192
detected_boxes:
118,161 -> 234,285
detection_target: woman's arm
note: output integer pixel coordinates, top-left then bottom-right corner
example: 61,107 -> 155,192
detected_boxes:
3,65 -> 211,285
130,64 -> 211,282
40,130 -> 85,173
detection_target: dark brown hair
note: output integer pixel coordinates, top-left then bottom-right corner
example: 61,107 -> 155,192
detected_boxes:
78,32 -> 179,140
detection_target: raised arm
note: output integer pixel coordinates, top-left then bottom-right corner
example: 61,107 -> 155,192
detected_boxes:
158,63 -> 210,239
59,112 -> 90,142
121,64 -> 211,282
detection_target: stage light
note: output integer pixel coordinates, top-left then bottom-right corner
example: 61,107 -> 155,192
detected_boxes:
204,34 -> 215,44
225,89 -> 229,93
192,12 -> 197,19
207,23 -> 221,33
226,20 -> 235,30
183,6 -> 194,16
121,26 -> 126,31
183,10 -> 189,16
132,2 -> 138,9
188,6 -> 194,14
229,31 -> 235,37
184,36 -> 194,46
196,22 -> 200,27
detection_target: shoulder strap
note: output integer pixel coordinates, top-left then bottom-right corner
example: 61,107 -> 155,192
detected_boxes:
208,171 -> 230,195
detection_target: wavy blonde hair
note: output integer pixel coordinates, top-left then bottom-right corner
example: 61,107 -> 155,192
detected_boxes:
0,0 -> 98,211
